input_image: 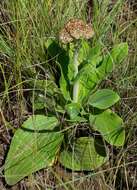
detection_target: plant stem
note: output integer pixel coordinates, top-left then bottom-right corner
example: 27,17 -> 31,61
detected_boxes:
73,43 -> 80,102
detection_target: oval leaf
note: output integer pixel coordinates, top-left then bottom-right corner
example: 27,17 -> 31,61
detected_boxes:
89,110 -> 125,146
88,89 -> 120,109
4,115 -> 64,185
59,137 -> 108,171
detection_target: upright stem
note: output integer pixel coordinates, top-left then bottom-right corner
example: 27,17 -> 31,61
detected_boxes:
73,43 -> 80,102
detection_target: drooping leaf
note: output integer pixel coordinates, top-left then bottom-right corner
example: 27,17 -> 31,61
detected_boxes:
5,115 -> 64,185
89,110 -> 125,146
59,137 -> 108,171
88,89 -> 120,109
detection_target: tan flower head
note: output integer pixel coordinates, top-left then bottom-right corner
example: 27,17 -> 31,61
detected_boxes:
59,19 -> 94,44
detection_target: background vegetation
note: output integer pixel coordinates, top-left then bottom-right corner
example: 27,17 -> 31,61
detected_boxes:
0,0 -> 137,189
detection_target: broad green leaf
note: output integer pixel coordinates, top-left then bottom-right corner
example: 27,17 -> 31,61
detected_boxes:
76,82 -> 90,104
88,89 -> 120,109
67,41 -> 98,89
5,115 -> 64,185
45,39 -> 62,58
46,40 -> 71,100
75,43 -> 128,104
59,137 -> 108,171
98,43 -> 128,78
76,56 -> 102,85
89,110 -> 125,146
88,43 -> 102,59
79,41 -> 102,64
75,57 -> 102,103
110,43 -> 128,64
78,40 -> 91,64
65,103 -> 80,120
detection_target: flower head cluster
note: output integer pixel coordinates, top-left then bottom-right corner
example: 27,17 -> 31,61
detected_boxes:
59,19 -> 94,44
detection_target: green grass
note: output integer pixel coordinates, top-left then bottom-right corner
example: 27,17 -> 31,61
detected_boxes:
0,0 -> 137,189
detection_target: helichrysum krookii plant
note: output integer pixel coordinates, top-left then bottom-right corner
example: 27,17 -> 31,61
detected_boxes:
4,19 -> 128,185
